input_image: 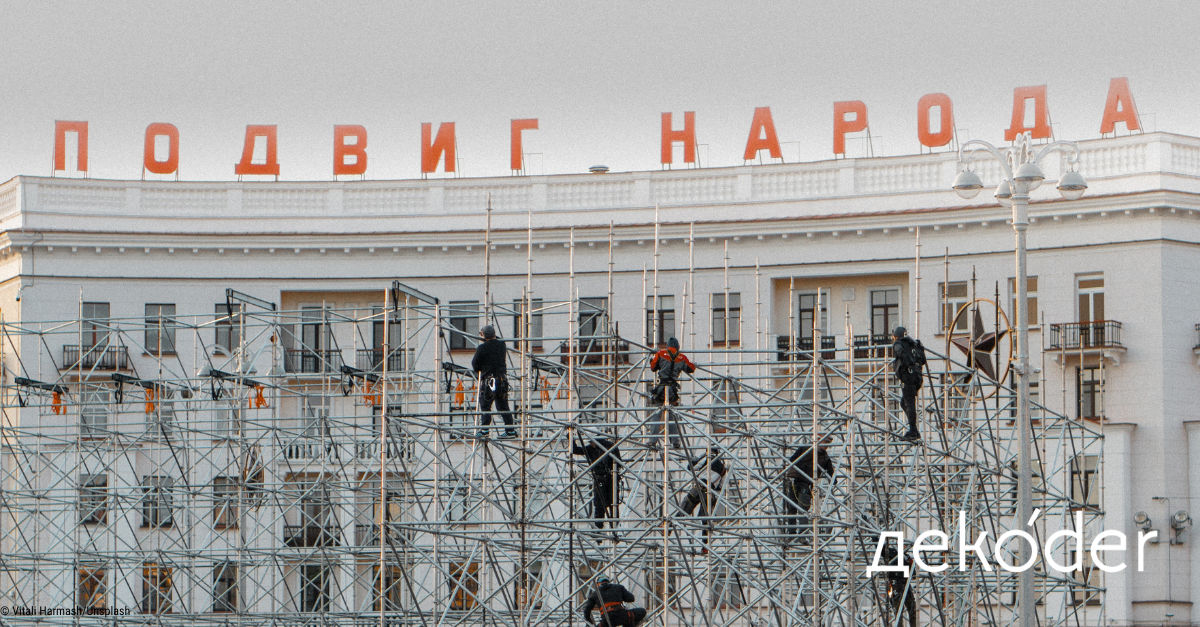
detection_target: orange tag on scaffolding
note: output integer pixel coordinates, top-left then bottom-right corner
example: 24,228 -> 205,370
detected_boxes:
454,379 -> 465,406
252,385 -> 268,409
52,391 -> 65,415
145,388 -> 156,414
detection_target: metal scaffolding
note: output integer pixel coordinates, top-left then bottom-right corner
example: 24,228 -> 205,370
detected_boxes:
0,286 -> 1105,627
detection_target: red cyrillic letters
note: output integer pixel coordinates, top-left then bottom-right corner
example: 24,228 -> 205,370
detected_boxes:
54,121 -> 88,173
917,94 -> 954,148
1100,78 -> 1140,134
511,119 -> 538,172
333,125 -> 368,176
1005,86 -> 1051,141
743,107 -> 781,161
143,123 -> 180,175
661,112 -> 696,165
833,101 -> 868,155
421,122 -> 456,174
234,125 -> 280,176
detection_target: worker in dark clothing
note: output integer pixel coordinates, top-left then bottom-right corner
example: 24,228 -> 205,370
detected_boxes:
891,327 -> 925,442
472,325 -> 516,439
649,337 -> 695,449
572,436 -> 621,529
649,337 -> 696,407
679,449 -> 728,553
880,544 -> 917,627
582,574 -> 646,627
782,437 -> 836,538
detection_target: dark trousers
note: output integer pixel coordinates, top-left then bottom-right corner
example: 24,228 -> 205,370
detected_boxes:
648,407 -> 683,449
900,382 -> 920,432
650,382 -> 680,406
591,478 -> 617,528
599,607 -> 647,626
782,479 -> 813,535
480,379 -> 514,426
889,576 -> 917,627
681,485 -> 718,544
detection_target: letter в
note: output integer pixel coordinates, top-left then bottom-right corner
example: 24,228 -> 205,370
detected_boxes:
334,125 -> 368,176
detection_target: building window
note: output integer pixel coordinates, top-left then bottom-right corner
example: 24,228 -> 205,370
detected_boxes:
939,281 -> 969,333
213,562 -> 238,613
299,480 -> 334,528
80,388 -> 109,437
712,292 -> 741,345
1076,275 -> 1104,322
79,474 -> 108,524
447,486 -> 480,523
1006,276 -> 1039,328
144,304 -> 177,355
1077,367 -> 1103,420
213,477 -> 239,528
870,289 -> 900,336
579,297 -> 608,337
645,295 -> 675,346
512,298 -> 544,350
798,292 -> 829,341
516,561 -> 544,610
142,564 -> 172,614
369,306 -> 405,370
1069,455 -> 1099,509
78,565 -> 107,610
301,306 -> 331,352
448,301 -> 480,350
142,476 -> 174,527
82,302 -> 111,349
215,303 -> 242,353
448,562 -> 479,610
302,395 -> 330,439
216,401 -> 242,439
372,565 -> 404,611
300,564 -> 331,613
1070,552 -> 1101,606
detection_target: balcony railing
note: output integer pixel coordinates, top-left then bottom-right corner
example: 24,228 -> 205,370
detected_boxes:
776,336 -> 835,361
284,349 -> 344,374
355,523 -> 413,547
63,345 -> 129,370
282,524 -> 340,548
852,334 -> 893,359
354,439 -> 412,461
284,440 -> 340,461
355,348 -> 412,372
1048,321 -> 1123,350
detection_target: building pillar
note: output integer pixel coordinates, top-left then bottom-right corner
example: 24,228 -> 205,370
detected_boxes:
1184,420 -> 1200,625
1102,423 -> 1136,627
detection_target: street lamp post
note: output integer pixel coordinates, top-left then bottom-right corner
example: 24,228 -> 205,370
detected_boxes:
952,131 -> 1087,627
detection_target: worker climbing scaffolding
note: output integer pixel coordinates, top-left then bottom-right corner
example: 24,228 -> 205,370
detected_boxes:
472,324 -> 516,439
648,337 -> 695,448
572,434 -> 622,530
781,435 -> 836,540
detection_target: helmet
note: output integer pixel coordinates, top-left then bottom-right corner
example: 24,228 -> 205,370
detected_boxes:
480,325 -> 496,339
597,574 -> 611,584
667,337 -> 680,349
892,326 -> 907,338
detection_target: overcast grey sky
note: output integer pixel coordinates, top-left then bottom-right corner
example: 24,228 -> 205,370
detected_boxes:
1,1 -> 1197,182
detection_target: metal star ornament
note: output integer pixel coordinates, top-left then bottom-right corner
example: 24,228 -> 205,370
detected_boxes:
950,307 -> 1007,381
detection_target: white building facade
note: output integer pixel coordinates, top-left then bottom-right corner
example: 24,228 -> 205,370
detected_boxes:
0,131 -> 1196,626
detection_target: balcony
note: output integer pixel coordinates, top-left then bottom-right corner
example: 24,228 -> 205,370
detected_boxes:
63,345 -> 129,371
283,524 -> 340,548
284,440 -> 340,461
1047,321 -> 1125,365
284,349 -> 344,374
776,336 -> 835,361
354,439 -> 412,461
852,334 -> 893,360
355,348 -> 413,372
355,523 -> 413,547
